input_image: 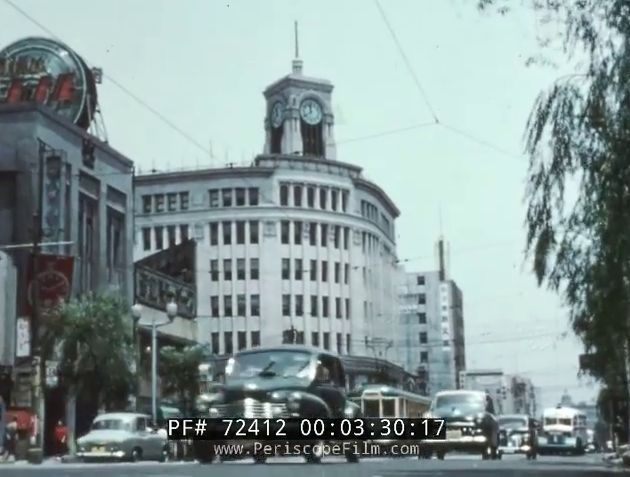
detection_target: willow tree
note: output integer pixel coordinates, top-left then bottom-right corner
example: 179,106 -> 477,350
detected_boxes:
478,0 -> 630,413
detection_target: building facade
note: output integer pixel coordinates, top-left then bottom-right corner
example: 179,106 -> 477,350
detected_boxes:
398,239 -> 466,394
133,56 -> 401,366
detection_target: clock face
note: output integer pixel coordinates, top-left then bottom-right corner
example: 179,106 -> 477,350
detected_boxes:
300,99 -> 323,125
271,102 -> 284,128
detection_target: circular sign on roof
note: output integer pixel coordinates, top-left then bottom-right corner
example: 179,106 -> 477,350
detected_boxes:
0,37 -> 97,129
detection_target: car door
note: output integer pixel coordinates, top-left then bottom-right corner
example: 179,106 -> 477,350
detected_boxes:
313,356 -> 346,416
135,416 -> 158,459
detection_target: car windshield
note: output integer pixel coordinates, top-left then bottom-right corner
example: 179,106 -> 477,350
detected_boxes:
228,350 -> 312,379
499,417 -> 528,429
91,418 -> 130,431
434,393 -> 485,413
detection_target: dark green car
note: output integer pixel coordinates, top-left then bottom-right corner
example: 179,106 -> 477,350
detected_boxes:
192,345 -> 361,464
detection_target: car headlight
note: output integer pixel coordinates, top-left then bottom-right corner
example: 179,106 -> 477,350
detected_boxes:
209,407 -> 219,416
473,416 -> 483,426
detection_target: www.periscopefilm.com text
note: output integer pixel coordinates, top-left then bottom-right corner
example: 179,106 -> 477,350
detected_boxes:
212,441 -> 422,457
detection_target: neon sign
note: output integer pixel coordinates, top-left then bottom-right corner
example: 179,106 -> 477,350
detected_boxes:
0,37 -> 97,129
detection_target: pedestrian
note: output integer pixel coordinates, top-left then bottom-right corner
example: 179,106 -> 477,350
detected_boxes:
2,416 -> 17,462
54,420 -> 68,457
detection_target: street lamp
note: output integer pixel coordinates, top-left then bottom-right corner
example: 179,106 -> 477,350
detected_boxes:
131,299 -> 178,427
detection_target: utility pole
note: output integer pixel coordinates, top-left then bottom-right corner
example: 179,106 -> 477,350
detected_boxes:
30,139 -> 46,456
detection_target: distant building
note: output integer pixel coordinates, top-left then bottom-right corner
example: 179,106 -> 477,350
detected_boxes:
398,238 -> 466,394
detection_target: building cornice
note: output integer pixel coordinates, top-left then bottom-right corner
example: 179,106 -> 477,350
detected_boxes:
353,177 -> 401,219
134,166 -> 275,184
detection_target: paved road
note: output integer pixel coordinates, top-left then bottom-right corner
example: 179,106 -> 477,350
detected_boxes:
1,454 -> 624,476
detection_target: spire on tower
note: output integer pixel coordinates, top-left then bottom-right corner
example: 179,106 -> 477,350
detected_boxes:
292,21 -> 303,75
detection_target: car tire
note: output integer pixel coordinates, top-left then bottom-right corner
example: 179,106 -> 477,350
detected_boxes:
345,452 -> 359,463
159,445 -> 170,463
253,452 -> 267,464
130,448 -> 142,462
418,450 -> 432,459
437,451 -> 445,460
192,441 -> 214,464
305,441 -> 324,464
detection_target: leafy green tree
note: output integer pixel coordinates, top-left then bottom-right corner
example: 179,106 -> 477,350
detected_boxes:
159,345 -> 205,415
477,0 -> 630,436
42,293 -> 135,455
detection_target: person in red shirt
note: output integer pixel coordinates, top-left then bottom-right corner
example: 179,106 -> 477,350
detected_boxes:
53,420 -> 68,457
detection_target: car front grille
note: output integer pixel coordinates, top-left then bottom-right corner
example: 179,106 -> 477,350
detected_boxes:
212,399 -> 289,418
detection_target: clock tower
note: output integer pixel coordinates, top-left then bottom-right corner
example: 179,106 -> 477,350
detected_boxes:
263,23 -> 337,160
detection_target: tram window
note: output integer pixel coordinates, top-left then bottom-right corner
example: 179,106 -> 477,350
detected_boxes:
382,399 -> 396,417
363,400 -> 380,417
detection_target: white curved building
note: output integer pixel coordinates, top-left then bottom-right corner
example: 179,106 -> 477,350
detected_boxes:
133,57 -> 402,363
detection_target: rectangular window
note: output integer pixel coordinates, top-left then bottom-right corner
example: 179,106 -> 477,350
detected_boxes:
296,331 -> 305,345
180,192 -> 189,210
334,262 -> 340,283
294,185 -> 302,207
236,221 -> 246,244
336,298 -> 342,319
281,221 -> 290,244
222,189 -> 232,207
295,259 -> 303,280
250,294 -> 260,316
419,332 -> 427,344
294,221 -> 303,245
295,295 -> 304,316
417,275 -> 425,285
209,189 -> 219,207
319,187 -> 327,209
337,333 -> 343,354
345,298 -> 350,319
309,222 -> 317,245
235,188 -> 246,206
418,312 -> 427,324
282,258 -> 290,280
223,259 -> 232,281
167,225 -> 177,247
249,221 -> 259,244
210,223 -> 218,245
211,332 -> 220,353
342,191 -> 348,212
333,226 -> 340,248
222,221 -> 232,245
311,332 -> 319,347
320,224 -> 328,247
238,331 -> 247,351
323,332 -> 330,350
280,184 -> 289,206
344,264 -> 349,285
331,189 -> 338,211
167,193 -> 177,211
224,296 -> 233,317
310,295 -> 318,316
142,195 -> 152,213
310,260 -> 317,281
420,351 -> 428,363
210,296 -> 219,317
237,259 -> 246,280
248,187 -> 259,206
237,294 -> 246,316
224,332 -> 233,355
154,226 -> 163,250
343,227 -> 349,250
418,294 -> 426,305
282,294 -> 291,316
346,333 -> 351,354
155,194 -> 164,212
210,260 -> 219,281
180,224 -> 189,241
251,331 -> 260,347
250,258 -> 259,280
322,297 -> 329,318
307,186 -> 315,207
142,227 -> 151,251
321,261 -> 328,282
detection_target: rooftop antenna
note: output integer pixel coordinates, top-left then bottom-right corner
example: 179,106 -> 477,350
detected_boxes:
438,204 -> 444,239
292,21 -> 303,75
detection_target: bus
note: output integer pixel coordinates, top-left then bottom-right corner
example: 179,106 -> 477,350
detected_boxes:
538,406 -> 588,455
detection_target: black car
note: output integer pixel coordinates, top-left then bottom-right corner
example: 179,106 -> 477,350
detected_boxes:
192,345 -> 361,464
420,390 -> 500,460
498,414 -> 539,459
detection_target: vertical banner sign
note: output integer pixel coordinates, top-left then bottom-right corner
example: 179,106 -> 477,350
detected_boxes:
15,317 -> 31,357
43,154 -> 63,244
23,254 -> 74,317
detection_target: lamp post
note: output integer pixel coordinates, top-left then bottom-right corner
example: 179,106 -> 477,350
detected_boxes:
131,300 -> 178,427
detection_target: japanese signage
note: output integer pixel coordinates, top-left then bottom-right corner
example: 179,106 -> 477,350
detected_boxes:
23,254 -> 74,316
134,266 -> 196,319
0,37 -> 97,129
15,317 -> 31,357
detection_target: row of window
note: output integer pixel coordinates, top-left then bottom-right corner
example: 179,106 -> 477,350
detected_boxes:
209,187 -> 259,208
279,182 -> 349,212
282,294 -> 351,319
142,192 -> 190,214
210,330 -> 352,355
418,333 -> 450,347
360,199 -> 393,237
210,258 -> 259,281
280,221 -> 350,249
142,224 -> 189,251
209,221 -> 259,246
281,259 -> 350,284
210,294 -> 260,317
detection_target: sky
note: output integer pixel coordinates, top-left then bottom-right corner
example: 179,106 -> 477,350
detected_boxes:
0,0 -> 599,408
